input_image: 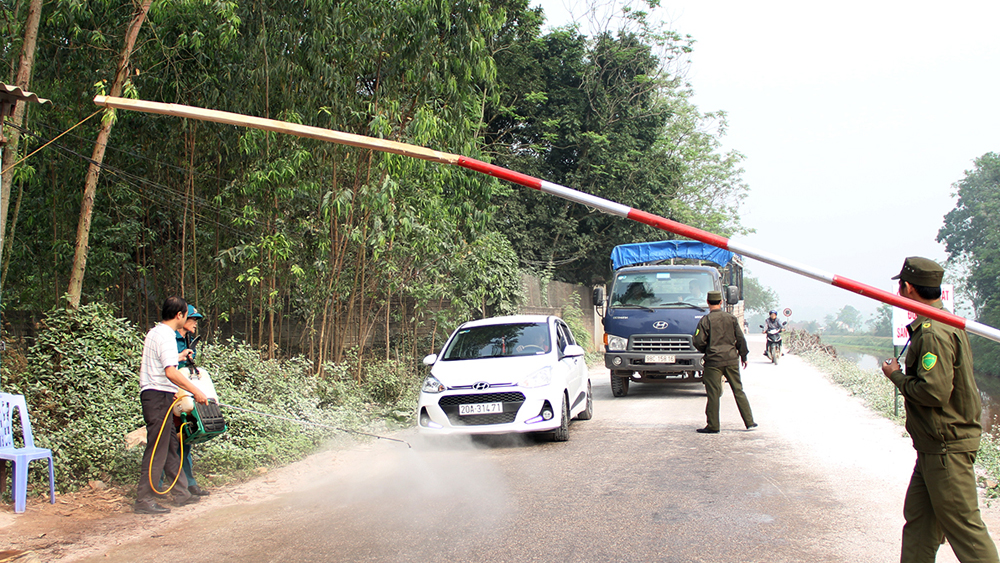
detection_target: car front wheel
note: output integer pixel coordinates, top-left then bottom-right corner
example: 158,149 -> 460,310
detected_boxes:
551,394 -> 570,442
576,380 -> 593,420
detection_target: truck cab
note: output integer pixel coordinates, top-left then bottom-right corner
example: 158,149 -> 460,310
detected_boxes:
594,241 -> 743,397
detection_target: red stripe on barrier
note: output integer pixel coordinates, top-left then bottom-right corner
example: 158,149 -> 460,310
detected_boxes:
626,209 -> 731,250
457,157 -> 543,190
832,276 -> 967,330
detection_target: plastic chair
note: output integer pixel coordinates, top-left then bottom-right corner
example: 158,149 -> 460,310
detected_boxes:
0,393 -> 56,513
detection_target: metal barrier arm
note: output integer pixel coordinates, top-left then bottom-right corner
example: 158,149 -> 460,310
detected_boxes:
92,95 -> 1000,345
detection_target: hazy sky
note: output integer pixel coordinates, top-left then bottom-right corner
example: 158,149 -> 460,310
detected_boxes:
532,0 -> 1000,323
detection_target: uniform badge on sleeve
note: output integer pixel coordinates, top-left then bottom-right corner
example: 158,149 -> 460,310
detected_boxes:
921,352 -> 938,371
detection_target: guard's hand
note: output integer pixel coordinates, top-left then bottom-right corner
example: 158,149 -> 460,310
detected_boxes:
741,359 -> 748,369
881,357 -> 900,378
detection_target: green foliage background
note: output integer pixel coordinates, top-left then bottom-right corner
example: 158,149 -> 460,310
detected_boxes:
938,152 -> 1000,377
2,304 -> 420,492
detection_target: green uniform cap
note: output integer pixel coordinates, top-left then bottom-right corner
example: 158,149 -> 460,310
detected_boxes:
706,290 -> 723,303
891,256 -> 944,287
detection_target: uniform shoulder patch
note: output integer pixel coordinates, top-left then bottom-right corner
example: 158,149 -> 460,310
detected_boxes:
921,352 -> 938,371
922,322 -> 931,329
695,328 -> 700,336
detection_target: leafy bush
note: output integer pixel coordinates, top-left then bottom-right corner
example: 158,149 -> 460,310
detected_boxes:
5,303 -> 146,491
560,292 -> 592,352
3,305 -> 421,495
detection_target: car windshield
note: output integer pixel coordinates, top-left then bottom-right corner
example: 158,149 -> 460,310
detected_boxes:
441,322 -> 551,360
610,271 -> 715,308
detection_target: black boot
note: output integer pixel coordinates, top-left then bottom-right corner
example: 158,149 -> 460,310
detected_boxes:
134,499 -> 171,514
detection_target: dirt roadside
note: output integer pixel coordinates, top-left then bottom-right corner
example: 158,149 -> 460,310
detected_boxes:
0,434 -> 369,561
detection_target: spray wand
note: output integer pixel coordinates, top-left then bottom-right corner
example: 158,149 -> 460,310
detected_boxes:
217,402 -> 412,448
183,335 -> 410,447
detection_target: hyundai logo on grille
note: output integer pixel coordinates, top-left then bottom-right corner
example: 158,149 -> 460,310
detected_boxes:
472,381 -> 491,390
652,321 -> 669,330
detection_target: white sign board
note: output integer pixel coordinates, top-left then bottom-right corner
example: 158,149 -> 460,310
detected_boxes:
891,283 -> 954,346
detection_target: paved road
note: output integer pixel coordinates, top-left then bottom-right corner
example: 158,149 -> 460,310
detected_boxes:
79,335 -> 995,562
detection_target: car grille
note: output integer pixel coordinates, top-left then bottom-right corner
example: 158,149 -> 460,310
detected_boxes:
438,392 -> 526,426
631,335 -> 693,353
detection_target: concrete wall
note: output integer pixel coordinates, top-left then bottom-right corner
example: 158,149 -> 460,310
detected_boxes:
518,274 -> 602,351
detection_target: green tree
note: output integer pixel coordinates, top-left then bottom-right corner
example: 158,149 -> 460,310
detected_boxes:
938,152 -> 1000,375
867,304 -> 892,336
486,13 -> 748,285
743,274 -> 778,316
826,305 -> 863,334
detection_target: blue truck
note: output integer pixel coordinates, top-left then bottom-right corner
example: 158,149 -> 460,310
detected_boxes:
593,240 -> 744,397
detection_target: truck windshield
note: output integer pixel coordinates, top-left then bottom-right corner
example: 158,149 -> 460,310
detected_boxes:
610,271 -> 715,308
441,322 -> 551,360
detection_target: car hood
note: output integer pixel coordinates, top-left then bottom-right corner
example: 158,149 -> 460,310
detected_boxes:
430,355 -> 554,387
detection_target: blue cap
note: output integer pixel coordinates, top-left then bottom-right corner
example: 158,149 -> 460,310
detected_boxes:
187,305 -> 203,319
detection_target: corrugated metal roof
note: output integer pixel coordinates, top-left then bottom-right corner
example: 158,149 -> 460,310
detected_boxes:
0,83 -> 52,113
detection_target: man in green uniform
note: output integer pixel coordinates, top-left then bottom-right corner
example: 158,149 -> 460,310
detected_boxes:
881,256 -> 999,563
692,290 -> 756,434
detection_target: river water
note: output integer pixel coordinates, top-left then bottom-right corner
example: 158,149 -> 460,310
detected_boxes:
836,348 -> 1000,435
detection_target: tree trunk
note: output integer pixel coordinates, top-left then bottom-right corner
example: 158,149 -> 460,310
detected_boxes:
0,0 -> 43,275
66,0 -> 153,309
1,181 -> 24,288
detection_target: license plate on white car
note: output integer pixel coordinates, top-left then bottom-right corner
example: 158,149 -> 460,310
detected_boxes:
459,402 -> 503,416
645,354 -> 676,364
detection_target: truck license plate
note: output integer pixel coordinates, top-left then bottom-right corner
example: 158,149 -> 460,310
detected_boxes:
459,402 -> 503,416
645,354 -> 676,364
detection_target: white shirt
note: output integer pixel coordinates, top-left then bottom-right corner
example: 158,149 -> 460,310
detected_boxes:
139,323 -> 180,393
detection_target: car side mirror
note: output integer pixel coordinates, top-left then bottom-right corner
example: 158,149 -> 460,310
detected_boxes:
592,287 -> 605,308
563,344 -> 585,358
422,354 -> 438,366
726,285 -> 740,305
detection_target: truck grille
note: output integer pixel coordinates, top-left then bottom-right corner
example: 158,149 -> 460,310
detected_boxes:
439,392 -> 525,426
631,335 -> 694,353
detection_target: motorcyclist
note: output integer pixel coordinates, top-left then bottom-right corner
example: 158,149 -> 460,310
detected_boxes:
763,310 -> 784,357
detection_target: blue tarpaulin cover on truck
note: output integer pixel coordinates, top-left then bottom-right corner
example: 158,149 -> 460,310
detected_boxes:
611,240 -> 734,270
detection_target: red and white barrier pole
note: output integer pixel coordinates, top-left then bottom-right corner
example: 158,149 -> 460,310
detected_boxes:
93,96 -> 1000,345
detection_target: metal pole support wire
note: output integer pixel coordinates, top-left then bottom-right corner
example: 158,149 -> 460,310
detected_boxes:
218,402 -> 412,448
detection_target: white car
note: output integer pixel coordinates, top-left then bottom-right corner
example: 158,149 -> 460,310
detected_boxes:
416,315 -> 593,441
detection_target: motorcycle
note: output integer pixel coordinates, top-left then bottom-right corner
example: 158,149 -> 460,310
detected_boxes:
760,322 -> 787,365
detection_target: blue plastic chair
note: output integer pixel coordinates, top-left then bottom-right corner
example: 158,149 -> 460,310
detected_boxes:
0,393 -> 56,513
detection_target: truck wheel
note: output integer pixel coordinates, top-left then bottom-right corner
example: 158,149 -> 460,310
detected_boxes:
576,380 -> 594,420
551,394 -> 570,442
611,372 -> 629,397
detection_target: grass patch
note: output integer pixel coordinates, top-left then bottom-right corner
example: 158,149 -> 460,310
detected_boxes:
821,334 -> 894,357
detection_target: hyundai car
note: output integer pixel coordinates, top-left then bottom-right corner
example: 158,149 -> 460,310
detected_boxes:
416,315 -> 592,441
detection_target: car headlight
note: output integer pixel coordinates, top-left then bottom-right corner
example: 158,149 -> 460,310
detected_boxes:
519,366 -> 553,388
607,334 -> 628,351
421,375 -> 445,393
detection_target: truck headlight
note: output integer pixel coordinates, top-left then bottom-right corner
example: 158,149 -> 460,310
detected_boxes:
519,366 -> 553,388
421,375 -> 445,393
607,334 -> 628,351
